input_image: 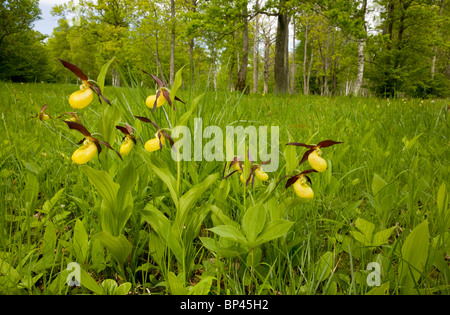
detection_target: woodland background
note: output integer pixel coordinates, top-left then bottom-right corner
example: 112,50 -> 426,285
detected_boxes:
1,0 -> 449,98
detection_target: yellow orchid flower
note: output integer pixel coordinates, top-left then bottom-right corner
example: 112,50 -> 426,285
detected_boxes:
286,139 -> 343,173
142,71 -> 184,112
116,124 -> 137,156
284,169 -> 317,199
63,121 -> 122,165
58,59 -> 111,109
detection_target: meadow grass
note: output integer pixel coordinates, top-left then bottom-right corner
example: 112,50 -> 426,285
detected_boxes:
0,81 -> 448,295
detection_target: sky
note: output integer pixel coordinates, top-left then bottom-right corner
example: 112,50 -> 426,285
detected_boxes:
34,0 -> 71,36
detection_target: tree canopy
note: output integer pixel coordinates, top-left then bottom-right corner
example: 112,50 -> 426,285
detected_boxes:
1,0 -> 449,98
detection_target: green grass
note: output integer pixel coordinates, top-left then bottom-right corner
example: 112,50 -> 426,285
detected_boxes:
0,80 -> 448,295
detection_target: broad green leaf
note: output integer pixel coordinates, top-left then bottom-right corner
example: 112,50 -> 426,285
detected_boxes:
350,230 -> 369,245
92,231 -> 132,267
437,182 -> 449,230
352,217 -> 375,244
177,93 -> 204,126
141,205 -> 184,265
208,204 -> 239,228
115,160 -> 137,232
399,220 -> 429,289
41,221 -> 56,266
170,65 -> 185,102
372,173 -> 387,196
175,172 -> 219,235
372,226 -> 396,247
22,173 -> 39,210
97,56 -> 115,93
102,104 -> 121,144
284,129 -> 297,175
79,165 -> 119,211
101,279 -> 118,295
148,154 -> 179,209
80,267 -> 103,295
73,219 -> 89,263
315,251 -> 333,282
242,205 -> 266,242
208,225 -> 247,244
100,279 -> 130,295
168,271 -> 188,295
437,182 -> 448,215
80,165 -> 122,235
116,282 -> 132,295
41,188 -> 65,214
366,282 -> 390,295
0,257 -> 20,285
188,276 -> 215,295
255,219 -> 294,246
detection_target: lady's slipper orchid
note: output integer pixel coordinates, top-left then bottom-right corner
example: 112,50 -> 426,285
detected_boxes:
254,167 -> 269,181
116,124 -> 137,156
32,104 -> 52,121
58,112 -> 80,123
286,139 -> 343,173
285,169 -> 317,199
146,94 -> 166,109
223,155 -> 270,187
58,59 -> 110,109
145,132 -> 166,152
72,138 -> 98,164
63,121 -> 122,164
69,81 -> 94,109
142,71 -> 184,112
134,116 -> 175,153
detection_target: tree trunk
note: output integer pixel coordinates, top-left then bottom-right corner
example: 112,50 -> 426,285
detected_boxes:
353,0 -> 367,96
236,4 -> 249,92
170,0 -> 175,86
290,16 -> 296,94
253,0 -> 259,93
228,57 -> 235,92
188,0 -> 197,88
285,15 -> 290,93
431,0 -> 444,80
303,20 -> 308,95
189,38 -> 195,87
274,0 -> 289,94
306,52 -> 313,95
210,43 -> 217,91
354,39 -> 365,96
263,33 -> 271,94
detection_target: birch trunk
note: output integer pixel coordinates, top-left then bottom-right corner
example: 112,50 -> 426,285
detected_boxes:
353,0 -> 367,96
354,39 -> 365,96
